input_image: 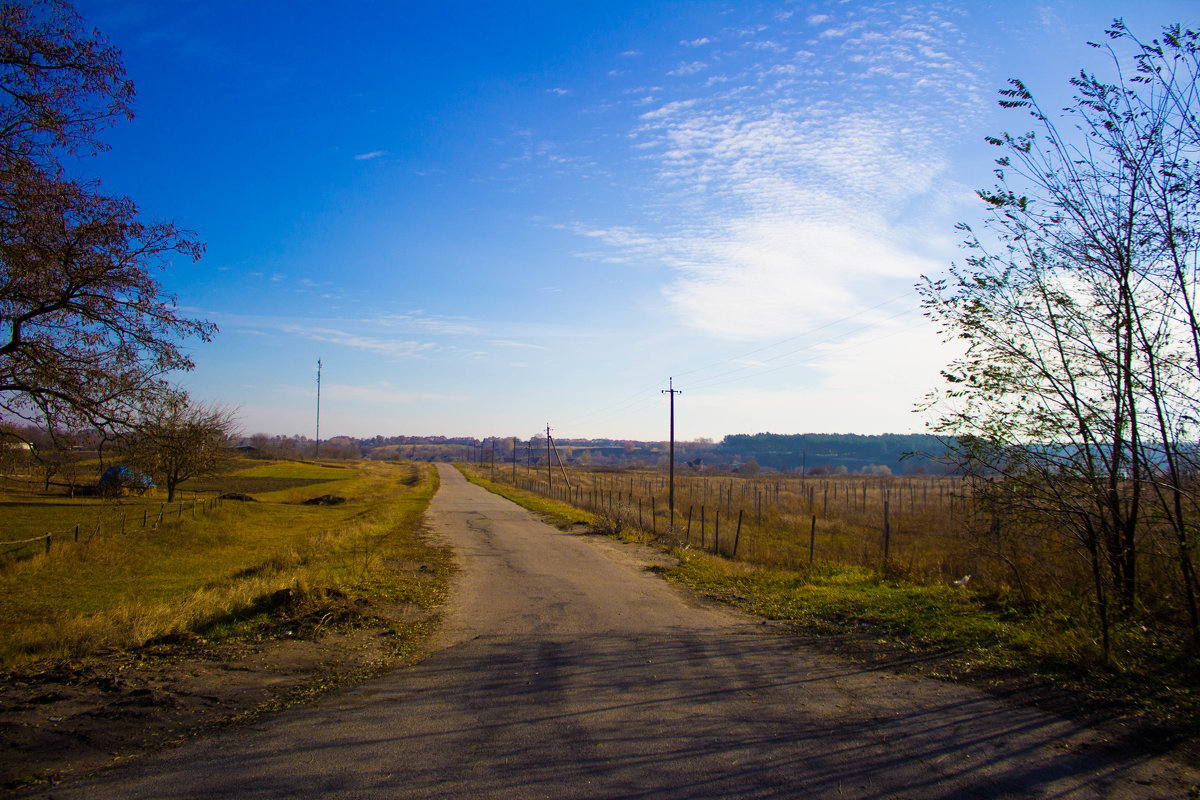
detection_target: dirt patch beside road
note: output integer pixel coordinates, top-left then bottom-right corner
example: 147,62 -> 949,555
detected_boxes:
0,602 -> 433,792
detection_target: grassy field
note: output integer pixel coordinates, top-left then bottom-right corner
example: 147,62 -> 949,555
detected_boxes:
0,459 -> 450,670
0,460 -> 362,560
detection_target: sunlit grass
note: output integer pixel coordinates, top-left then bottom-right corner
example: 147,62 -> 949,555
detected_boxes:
0,460 -> 450,670
459,467 -> 596,529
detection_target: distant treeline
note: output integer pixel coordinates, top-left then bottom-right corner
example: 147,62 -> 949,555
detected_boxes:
717,433 -> 952,474
236,431 -> 953,474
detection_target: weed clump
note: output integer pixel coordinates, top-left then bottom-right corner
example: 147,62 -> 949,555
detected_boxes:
302,495 -> 346,506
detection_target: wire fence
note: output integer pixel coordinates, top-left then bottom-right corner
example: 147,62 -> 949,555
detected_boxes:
480,464 -> 975,580
0,493 -> 230,561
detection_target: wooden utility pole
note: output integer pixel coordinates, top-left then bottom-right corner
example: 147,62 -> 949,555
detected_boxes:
549,431 -> 572,490
512,437 -> 518,481
314,358 -> 322,459
662,378 -> 681,522
546,424 -> 552,489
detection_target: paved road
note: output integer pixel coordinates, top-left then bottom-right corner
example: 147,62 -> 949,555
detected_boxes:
31,464 -> 1199,798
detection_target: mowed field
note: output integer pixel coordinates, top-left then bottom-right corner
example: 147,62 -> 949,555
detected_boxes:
0,459 -> 450,670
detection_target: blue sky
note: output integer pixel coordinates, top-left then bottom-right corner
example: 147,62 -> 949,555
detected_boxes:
71,0 -> 1196,441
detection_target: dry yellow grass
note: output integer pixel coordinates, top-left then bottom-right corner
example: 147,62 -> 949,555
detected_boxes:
0,460 -> 445,670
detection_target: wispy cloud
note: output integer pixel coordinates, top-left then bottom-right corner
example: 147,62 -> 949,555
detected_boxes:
668,61 -> 708,76
321,381 -> 459,405
284,326 -> 436,360
563,2 -> 982,340
370,312 -> 484,336
353,150 -> 386,161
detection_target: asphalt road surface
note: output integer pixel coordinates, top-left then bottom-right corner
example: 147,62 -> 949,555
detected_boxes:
29,464 -> 1199,799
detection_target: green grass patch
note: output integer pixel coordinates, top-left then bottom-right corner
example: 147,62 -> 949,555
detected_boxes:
187,460 -> 358,503
0,460 -> 451,670
663,549 -> 1199,724
458,466 -> 596,529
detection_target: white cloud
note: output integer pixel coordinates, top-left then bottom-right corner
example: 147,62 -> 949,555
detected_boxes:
353,150 -> 386,161
668,61 -> 708,77
639,98 -> 699,121
676,319 -> 957,435
662,219 -> 940,339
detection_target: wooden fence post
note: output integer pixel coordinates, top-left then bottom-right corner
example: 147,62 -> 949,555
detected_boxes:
809,515 -> 816,568
733,509 -> 743,557
883,498 -> 891,567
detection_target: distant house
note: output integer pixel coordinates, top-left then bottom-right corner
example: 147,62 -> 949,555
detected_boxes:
99,465 -> 155,496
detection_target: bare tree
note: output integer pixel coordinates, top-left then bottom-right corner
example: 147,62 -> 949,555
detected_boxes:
25,424 -> 83,492
130,395 -> 238,502
920,21 -> 1200,655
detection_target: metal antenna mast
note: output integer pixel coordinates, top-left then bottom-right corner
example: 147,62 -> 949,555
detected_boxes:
315,358 -> 322,460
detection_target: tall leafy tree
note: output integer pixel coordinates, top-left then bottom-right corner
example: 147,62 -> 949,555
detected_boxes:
0,0 -> 214,439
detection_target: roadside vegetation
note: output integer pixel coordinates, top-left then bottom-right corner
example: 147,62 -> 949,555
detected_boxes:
0,458 -> 451,672
460,463 -> 1200,728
